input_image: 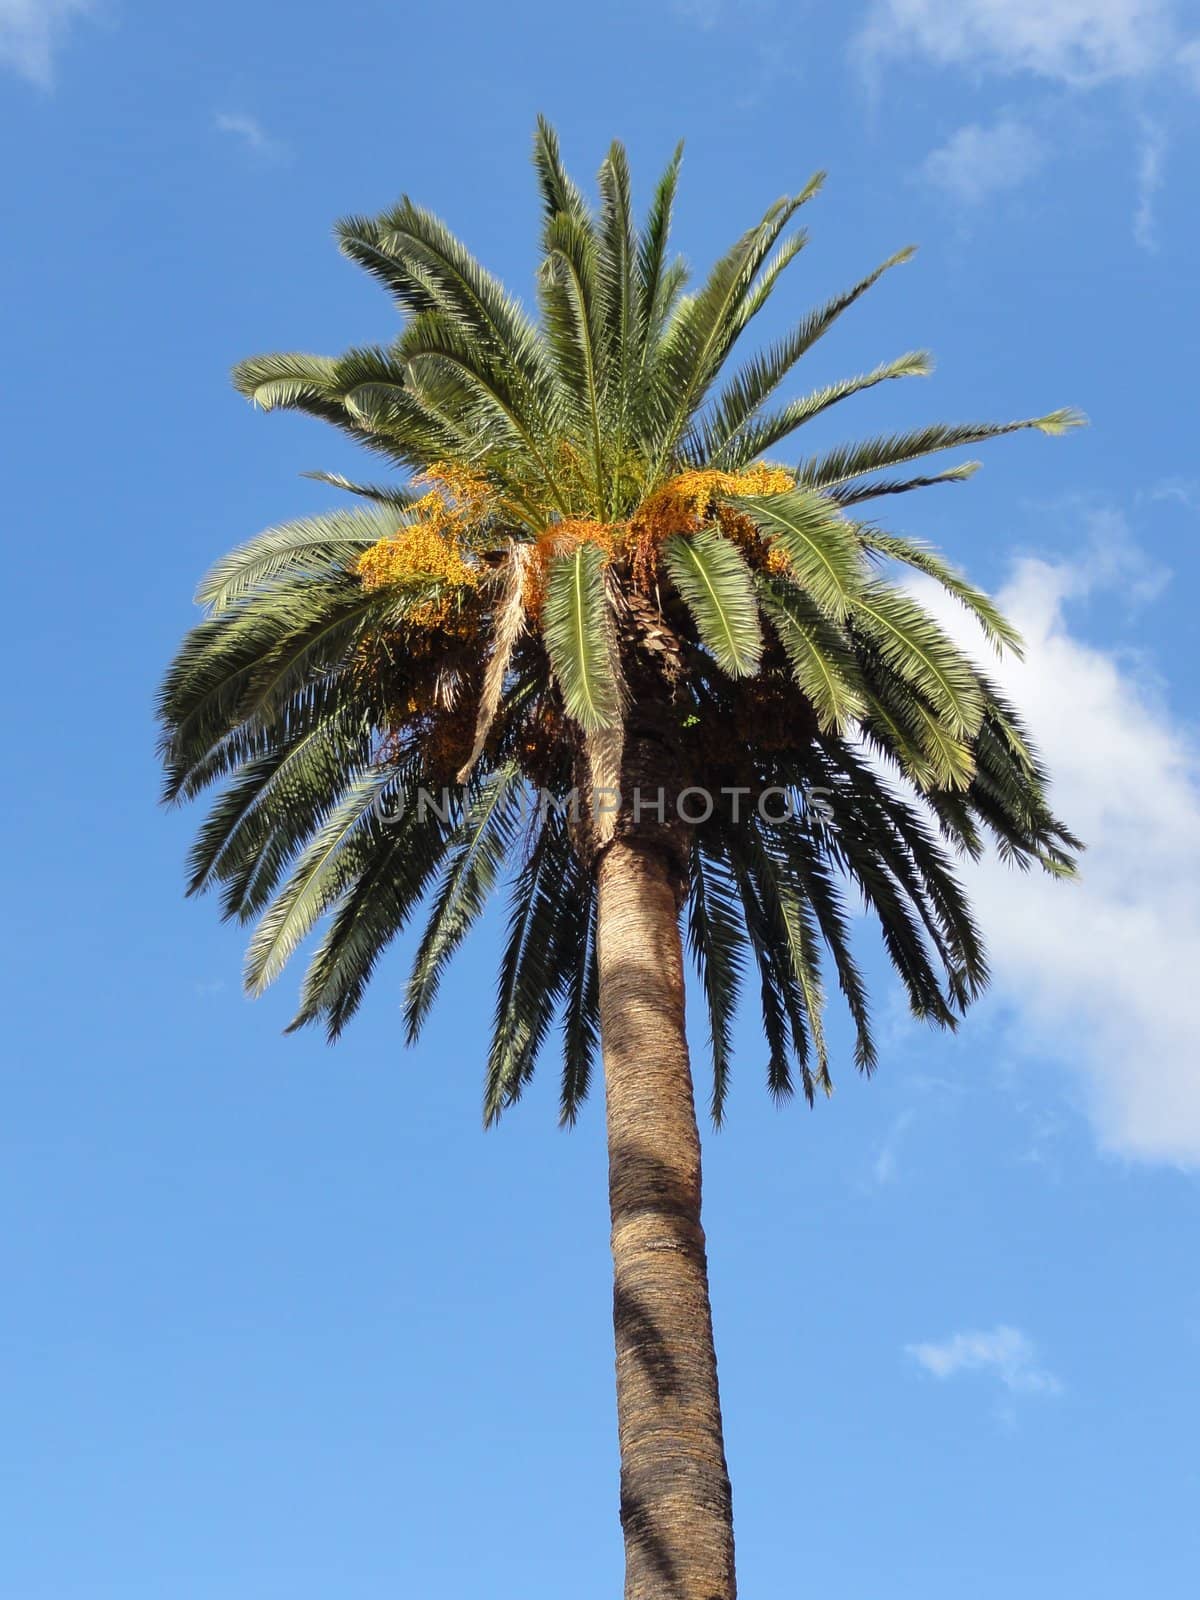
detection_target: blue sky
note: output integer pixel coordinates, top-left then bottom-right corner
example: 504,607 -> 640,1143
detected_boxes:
2,0 -> 1199,1594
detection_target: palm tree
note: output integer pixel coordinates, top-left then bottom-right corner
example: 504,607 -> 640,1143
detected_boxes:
159,121 -> 1080,1600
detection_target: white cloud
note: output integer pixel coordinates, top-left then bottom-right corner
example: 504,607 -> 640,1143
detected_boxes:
1148,477 -> 1200,511
872,1109 -> 915,1184
913,507 -> 1200,1165
1133,117 -> 1168,250
0,0 -> 93,87
214,112 -> 287,162
856,0 -> 1183,87
920,117 -> 1048,201
908,1325 -> 1062,1394
860,4 -> 1199,243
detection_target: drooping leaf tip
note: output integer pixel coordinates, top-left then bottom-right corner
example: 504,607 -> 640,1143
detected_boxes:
231,359 -> 266,405
902,349 -> 935,377
1034,407 -> 1088,436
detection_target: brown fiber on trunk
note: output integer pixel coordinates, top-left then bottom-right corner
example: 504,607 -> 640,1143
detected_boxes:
597,834 -> 737,1600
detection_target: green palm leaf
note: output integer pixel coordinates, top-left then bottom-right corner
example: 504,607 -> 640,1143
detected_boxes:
196,506 -> 398,612
634,141 -> 685,364
687,844 -> 747,1124
287,778 -> 454,1038
731,486 -> 867,618
404,768 -> 522,1038
859,529 -> 1024,656
244,767 -> 399,995
829,460 -> 981,506
799,410 -> 1086,492
703,247 -> 918,466
542,540 -> 623,730
717,350 -> 932,467
852,582 -> 985,737
757,578 -> 866,731
663,527 -> 763,678
485,816 -> 577,1124
558,890 -> 599,1128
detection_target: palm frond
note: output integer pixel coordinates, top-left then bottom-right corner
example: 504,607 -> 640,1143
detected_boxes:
244,766 -> 402,995
485,815 -> 578,1123
646,186 -> 820,464
196,506 -> 397,612
829,460 -> 981,506
851,582 -> 985,737
687,843 -> 747,1123
732,487 -> 867,618
858,530 -> 1024,656
458,545 -> 531,781
798,410 -> 1086,491
404,768 -> 523,1038
634,141 -> 685,365
286,769 -> 454,1037
558,881 -> 599,1127
703,246 -> 916,466
540,212 -> 608,503
542,540 -> 623,730
300,471 -> 419,507
663,527 -> 763,678
713,350 -> 932,468
532,114 -> 591,233
596,141 -> 635,439
233,351 -> 343,413
757,578 -> 866,732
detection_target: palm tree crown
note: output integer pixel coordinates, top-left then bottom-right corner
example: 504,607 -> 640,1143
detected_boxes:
159,119 -> 1081,1126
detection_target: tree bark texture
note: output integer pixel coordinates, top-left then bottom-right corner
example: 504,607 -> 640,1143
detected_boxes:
596,834 -> 737,1600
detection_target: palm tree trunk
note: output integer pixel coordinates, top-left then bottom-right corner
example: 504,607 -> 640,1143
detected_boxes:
596,834 -> 737,1600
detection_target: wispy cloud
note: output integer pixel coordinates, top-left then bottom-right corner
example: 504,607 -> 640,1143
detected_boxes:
858,4 -> 1197,252
872,1110 -> 915,1185
215,111 -> 288,163
1133,117 -> 1168,250
908,1325 -> 1062,1395
856,0 -> 1189,88
673,0 -> 724,26
919,117 -> 1047,201
0,0 -> 94,87
1148,477 -> 1200,511
914,504 -> 1200,1165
